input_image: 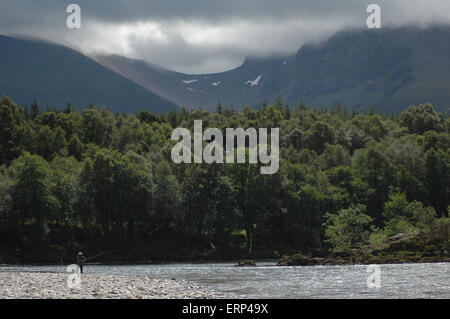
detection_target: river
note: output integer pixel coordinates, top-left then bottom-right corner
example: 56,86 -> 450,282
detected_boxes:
0,262 -> 448,298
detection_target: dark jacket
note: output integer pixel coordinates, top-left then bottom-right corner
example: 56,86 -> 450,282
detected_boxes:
76,255 -> 86,265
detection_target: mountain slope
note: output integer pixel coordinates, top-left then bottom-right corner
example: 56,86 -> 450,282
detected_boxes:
97,26 -> 450,113
0,35 -> 176,113
277,26 -> 450,112
95,54 -> 290,110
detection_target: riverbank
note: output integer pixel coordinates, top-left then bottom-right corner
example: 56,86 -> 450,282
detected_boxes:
278,232 -> 449,266
2,231 -> 448,267
1,262 -> 449,299
0,272 -> 225,299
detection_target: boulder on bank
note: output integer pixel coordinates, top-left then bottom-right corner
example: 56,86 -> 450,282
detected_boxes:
277,254 -> 319,266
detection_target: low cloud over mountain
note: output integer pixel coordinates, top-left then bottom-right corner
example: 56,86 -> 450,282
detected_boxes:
1,1 -> 449,73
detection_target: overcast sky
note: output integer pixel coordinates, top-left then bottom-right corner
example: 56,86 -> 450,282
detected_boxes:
1,0 -> 449,73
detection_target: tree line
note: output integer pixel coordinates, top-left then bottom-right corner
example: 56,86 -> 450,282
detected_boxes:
0,95 -> 448,263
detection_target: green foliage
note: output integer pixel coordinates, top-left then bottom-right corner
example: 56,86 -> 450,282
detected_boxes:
0,95 -> 448,262
369,228 -> 388,246
424,148 -> 449,215
383,217 -> 416,237
9,152 -> 59,245
399,103 -> 446,134
68,135 -> 84,160
324,204 -> 372,252
371,193 -> 440,242
0,96 -> 27,163
383,193 -> 411,220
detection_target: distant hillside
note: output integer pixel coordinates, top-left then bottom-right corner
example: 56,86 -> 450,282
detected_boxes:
0,35 -> 176,113
95,54 -> 289,111
97,26 -> 450,113
278,26 -> 450,113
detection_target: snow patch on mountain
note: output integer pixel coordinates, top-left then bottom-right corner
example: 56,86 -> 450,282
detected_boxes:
183,79 -> 198,84
245,75 -> 262,87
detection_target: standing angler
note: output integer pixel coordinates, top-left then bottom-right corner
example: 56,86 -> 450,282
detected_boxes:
76,252 -> 86,274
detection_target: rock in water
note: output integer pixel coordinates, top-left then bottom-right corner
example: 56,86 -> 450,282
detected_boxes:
236,260 -> 256,267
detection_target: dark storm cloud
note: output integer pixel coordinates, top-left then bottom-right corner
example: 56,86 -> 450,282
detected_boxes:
0,0 -> 363,25
1,1 -> 449,73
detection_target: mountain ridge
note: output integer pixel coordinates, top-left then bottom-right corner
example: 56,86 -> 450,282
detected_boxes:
1,26 -> 449,114
0,34 -> 176,113
96,25 -> 450,113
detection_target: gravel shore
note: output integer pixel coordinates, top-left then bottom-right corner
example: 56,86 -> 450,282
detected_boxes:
0,272 -> 225,299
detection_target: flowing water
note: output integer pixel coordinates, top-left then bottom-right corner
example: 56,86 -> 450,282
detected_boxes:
1,262 -> 448,298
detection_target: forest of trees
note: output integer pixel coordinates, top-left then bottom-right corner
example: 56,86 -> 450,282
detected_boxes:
0,95 -> 448,263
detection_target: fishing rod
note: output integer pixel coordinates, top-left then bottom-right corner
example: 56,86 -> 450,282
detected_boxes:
127,221 -> 165,257
84,251 -> 117,262
78,218 -> 166,262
